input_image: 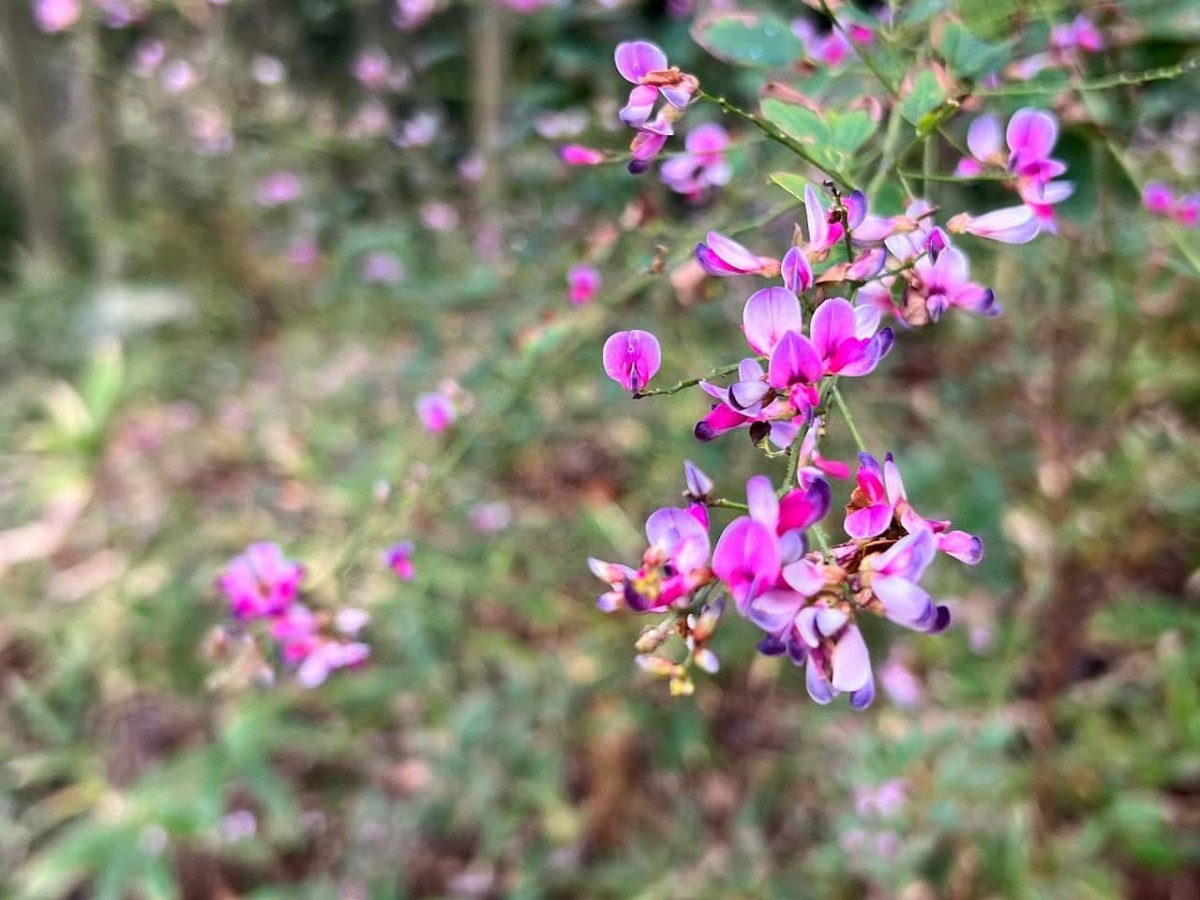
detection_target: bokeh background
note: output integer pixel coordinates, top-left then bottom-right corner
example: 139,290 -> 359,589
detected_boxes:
1,0 -> 1198,896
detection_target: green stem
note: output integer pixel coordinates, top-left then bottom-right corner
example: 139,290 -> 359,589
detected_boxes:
868,103 -> 906,197
635,358 -> 762,399
707,498 -> 749,512
896,169 -> 1010,183
830,382 -> 867,453
697,90 -> 853,190
811,522 -> 834,559
974,59 -> 1198,97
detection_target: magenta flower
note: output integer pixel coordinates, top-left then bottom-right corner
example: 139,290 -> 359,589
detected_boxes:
271,603 -> 320,663
33,0 -> 81,33
603,329 -> 661,393
742,286 -> 802,354
661,123 -> 732,199
256,170 -> 304,207
384,541 -> 416,580
802,184 -> 846,258
558,144 -> 608,166
1050,14 -> 1104,54
567,264 -> 602,306
1143,181 -> 1174,215
393,0 -> 436,30
218,542 -> 305,620
1173,195 -> 1199,228
712,475 -> 830,613
695,232 -> 781,278
416,392 -> 456,433
809,297 -> 892,377
845,452 -> 983,564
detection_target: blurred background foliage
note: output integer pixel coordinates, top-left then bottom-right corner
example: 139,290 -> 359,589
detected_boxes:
0,0 -> 1198,897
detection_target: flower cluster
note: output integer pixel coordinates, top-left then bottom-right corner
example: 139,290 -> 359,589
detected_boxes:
614,40 -> 699,173
589,451 -> 980,706
1143,182 -> 1199,228
951,108 -> 1072,239
216,542 -> 370,688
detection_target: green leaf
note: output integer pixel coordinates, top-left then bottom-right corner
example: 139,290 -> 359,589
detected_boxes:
691,12 -> 803,67
828,110 -> 876,155
769,172 -> 812,204
760,99 -> 830,147
938,21 -> 1011,79
900,70 -> 945,125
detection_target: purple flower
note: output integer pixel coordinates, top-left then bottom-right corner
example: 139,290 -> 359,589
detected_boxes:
614,40 -> 697,169
393,0 -> 435,29
416,392 -> 456,433
470,501 -> 513,533
910,234 -> 999,319
660,123 -> 731,199
603,330 -> 661,393
567,264 -> 602,306
256,170 -> 304,207
797,606 -> 875,707
218,542 -> 305,620
1051,15 -> 1104,54
802,184 -> 846,258
1173,194 -> 1199,228
589,505 -> 712,613
695,232 -> 781,278
864,529 -> 949,633
878,654 -> 923,707
384,541 -> 416,580
361,251 -> 406,284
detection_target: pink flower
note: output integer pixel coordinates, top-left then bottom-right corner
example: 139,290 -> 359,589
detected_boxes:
33,0 -> 81,33
567,264 -> 602,306
660,123 -> 732,199
1173,194 -> 1199,228
614,40 -> 697,170
353,48 -> 392,91
218,542 -> 305,620
695,232 -> 781,278
296,640 -> 370,688
947,205 -> 1042,244
393,0 -> 436,30
864,529 -> 949,633
589,505 -> 712,613
558,144 -> 607,166
256,170 -> 304,207
602,329 -> 661,393
416,392 -> 456,432
798,607 -> 875,708
384,541 -> 416,580
1143,181 -> 1174,215
470,501 -> 512,533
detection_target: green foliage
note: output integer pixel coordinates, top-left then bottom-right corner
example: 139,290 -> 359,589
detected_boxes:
691,12 -> 804,67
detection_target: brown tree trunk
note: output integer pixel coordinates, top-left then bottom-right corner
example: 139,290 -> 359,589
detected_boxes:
0,2 -> 69,272
469,1 -> 510,251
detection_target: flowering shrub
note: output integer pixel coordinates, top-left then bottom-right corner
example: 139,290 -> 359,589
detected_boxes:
575,6 -> 1196,708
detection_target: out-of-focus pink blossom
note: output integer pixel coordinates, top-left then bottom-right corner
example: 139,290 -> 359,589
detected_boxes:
393,0 -> 436,30
133,39 -> 166,77
420,201 -> 459,232
33,0 -> 81,33
567,264 -> 602,306
161,59 -> 197,94
661,123 -> 732,199
256,170 -> 304,207
384,541 -> 416,580
353,47 -> 392,91
535,109 -> 588,140
416,392 -> 456,433
392,112 -> 440,148
559,144 -> 607,166
218,542 -> 305,620
470,501 -> 513,533
252,55 -> 286,86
